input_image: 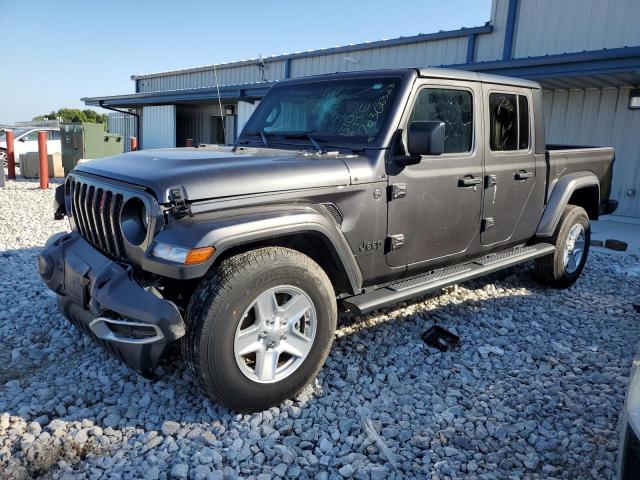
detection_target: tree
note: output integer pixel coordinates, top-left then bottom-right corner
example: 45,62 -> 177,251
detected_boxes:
33,108 -> 108,124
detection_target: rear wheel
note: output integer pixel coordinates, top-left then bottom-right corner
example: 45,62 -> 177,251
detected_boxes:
533,205 -> 590,288
183,247 -> 336,412
0,149 -> 7,168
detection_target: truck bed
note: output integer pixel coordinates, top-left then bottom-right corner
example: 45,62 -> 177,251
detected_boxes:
545,144 -> 615,208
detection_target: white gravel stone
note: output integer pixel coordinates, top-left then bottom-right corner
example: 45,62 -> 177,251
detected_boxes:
170,463 -> 188,478
161,420 -> 180,436
1,177 -> 639,479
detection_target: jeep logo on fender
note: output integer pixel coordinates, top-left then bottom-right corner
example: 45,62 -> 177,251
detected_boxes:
358,240 -> 383,254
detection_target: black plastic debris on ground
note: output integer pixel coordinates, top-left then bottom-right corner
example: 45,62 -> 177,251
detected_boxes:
604,239 -> 628,251
422,325 -> 460,352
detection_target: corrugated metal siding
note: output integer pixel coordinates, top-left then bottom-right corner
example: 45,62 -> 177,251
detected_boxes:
475,0 -> 509,61
142,105 -> 176,149
543,87 -> 640,216
514,0 -> 640,58
290,37 -> 468,77
236,101 -> 260,136
138,61 -> 287,93
135,37 -> 469,94
107,113 -> 136,152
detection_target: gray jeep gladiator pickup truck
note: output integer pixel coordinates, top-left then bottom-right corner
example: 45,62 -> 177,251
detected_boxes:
39,68 -> 617,411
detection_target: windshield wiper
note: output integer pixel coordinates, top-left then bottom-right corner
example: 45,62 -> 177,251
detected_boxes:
282,131 -> 325,153
240,130 -> 271,147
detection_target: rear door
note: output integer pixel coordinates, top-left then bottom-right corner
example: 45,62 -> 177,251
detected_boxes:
481,86 -> 536,245
386,80 -> 483,268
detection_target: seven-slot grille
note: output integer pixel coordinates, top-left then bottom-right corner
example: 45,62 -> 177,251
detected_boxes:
68,177 -> 127,259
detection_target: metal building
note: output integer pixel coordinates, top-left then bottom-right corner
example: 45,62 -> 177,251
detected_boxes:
83,0 -> 640,217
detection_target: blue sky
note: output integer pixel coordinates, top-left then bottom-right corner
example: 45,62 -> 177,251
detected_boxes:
0,0 -> 491,123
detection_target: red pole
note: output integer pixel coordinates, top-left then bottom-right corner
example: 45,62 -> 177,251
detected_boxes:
37,130 -> 48,189
6,130 -> 15,180
130,136 -> 138,151
186,138 -> 194,147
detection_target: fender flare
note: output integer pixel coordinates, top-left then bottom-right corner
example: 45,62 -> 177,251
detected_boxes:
536,171 -> 599,237
143,205 -> 363,293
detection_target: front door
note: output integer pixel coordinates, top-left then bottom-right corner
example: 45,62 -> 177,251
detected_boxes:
481,87 -> 536,245
386,81 -> 483,268
15,130 -> 39,158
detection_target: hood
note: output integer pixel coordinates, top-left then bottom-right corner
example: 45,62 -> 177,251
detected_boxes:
74,146 -> 353,203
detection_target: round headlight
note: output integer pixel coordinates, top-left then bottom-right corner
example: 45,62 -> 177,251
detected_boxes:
120,197 -> 148,246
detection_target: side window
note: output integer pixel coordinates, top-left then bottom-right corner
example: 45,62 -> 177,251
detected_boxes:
489,92 -> 530,152
48,130 -> 61,140
22,131 -> 38,141
410,88 -> 473,154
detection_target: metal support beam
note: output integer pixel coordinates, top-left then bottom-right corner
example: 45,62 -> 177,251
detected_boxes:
466,34 -> 477,64
284,58 -> 291,79
502,0 -> 518,60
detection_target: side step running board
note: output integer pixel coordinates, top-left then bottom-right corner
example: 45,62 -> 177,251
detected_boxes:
343,243 -> 555,314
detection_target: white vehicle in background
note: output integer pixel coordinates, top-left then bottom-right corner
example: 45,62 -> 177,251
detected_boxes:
0,127 -> 61,167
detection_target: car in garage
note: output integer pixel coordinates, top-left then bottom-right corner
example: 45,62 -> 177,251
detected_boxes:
0,127 -> 61,167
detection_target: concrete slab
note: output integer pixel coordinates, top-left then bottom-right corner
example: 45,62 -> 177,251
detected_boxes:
591,216 -> 640,257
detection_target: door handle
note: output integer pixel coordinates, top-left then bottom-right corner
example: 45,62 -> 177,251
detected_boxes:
458,176 -> 482,187
515,170 -> 534,180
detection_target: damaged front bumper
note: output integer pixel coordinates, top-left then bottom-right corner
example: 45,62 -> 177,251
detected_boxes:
38,232 -> 185,375
618,348 -> 640,480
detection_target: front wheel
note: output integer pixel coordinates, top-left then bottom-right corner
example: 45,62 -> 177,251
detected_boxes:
182,247 -> 336,412
0,149 -> 7,168
533,205 -> 590,288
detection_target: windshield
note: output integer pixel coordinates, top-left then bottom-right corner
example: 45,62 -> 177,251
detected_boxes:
0,128 -> 28,141
243,77 -> 401,146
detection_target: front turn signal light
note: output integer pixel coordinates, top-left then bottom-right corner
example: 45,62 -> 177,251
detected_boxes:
185,247 -> 215,264
152,243 -> 215,265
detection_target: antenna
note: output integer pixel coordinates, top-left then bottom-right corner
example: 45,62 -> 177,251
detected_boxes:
212,61 -> 226,143
258,54 -> 267,82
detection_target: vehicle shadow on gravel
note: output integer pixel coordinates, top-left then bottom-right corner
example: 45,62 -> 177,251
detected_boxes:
2,248 -> 639,478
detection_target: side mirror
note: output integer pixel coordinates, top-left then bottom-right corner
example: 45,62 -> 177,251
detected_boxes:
18,137 -> 27,142
407,121 -> 445,156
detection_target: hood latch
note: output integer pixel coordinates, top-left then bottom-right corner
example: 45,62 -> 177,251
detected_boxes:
169,186 -> 192,219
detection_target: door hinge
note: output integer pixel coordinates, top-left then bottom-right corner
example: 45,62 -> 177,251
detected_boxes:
387,234 -> 405,250
389,183 -> 407,200
481,217 -> 495,232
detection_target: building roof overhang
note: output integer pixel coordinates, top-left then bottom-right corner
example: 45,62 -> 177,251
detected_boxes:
82,46 -> 640,109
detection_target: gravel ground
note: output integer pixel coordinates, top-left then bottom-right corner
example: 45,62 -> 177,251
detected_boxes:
1,178 -> 640,480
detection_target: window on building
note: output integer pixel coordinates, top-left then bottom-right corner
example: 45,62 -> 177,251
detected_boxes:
409,88 -> 473,153
489,93 -> 530,151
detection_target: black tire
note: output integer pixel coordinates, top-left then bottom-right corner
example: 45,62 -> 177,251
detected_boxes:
533,205 -> 590,288
182,247 -> 336,412
0,149 -> 7,168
